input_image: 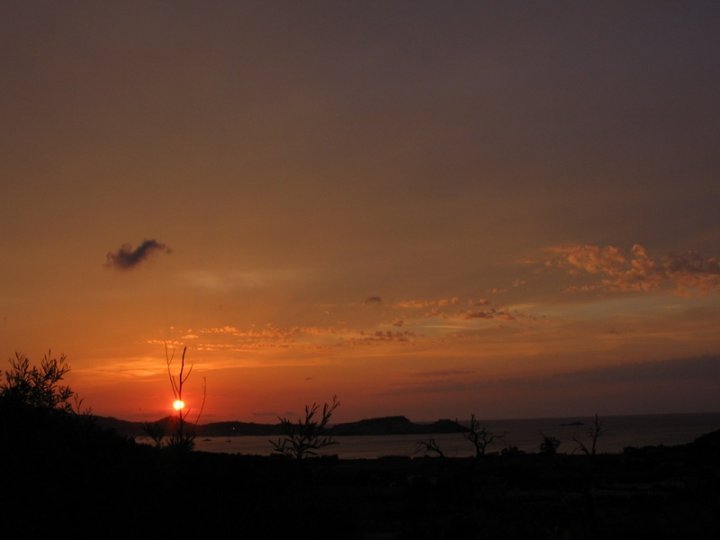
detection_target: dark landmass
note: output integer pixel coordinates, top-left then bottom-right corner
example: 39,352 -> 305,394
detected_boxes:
329,416 -> 465,436
95,414 -> 467,437
3,402 -> 720,539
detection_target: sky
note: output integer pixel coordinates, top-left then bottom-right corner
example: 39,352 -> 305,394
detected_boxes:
1,1 -> 719,422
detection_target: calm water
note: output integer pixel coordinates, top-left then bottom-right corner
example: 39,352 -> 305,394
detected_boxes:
139,412 -> 720,459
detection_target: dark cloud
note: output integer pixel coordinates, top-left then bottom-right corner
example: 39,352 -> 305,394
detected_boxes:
394,297 -> 460,309
105,239 -> 171,270
664,252 -> 720,274
463,308 -> 516,321
364,296 -> 383,305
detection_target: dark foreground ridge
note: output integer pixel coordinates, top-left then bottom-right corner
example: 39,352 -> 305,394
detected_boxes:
95,414 -> 468,437
3,401 -> 720,539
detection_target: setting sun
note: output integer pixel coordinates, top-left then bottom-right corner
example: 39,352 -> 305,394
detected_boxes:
172,400 -> 185,411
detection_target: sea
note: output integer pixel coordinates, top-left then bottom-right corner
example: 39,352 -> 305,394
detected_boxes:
139,412 -> 720,459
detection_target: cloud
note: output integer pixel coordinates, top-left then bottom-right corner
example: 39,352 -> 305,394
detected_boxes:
180,267 -> 307,291
391,296 -> 531,323
462,310 -> 496,320
105,239 -> 171,270
394,297 -> 460,309
463,309 -> 515,321
394,299 -> 432,308
170,323 -> 412,353
351,330 -> 416,344
550,244 -> 627,276
201,326 -> 241,335
545,244 -> 720,294
487,287 -> 508,295
364,296 -> 383,305
664,251 -> 720,293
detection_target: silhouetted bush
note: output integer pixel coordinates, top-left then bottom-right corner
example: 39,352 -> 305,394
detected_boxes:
0,351 -> 74,411
142,421 -> 166,447
271,396 -> 340,459
540,433 -> 561,455
416,437 -> 446,458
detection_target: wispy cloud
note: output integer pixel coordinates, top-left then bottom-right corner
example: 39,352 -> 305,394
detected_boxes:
149,321 -> 421,356
544,244 -> 720,294
350,330 -> 416,344
463,308 -> 516,321
180,267 -> 308,291
105,239 -> 171,270
393,297 -> 460,309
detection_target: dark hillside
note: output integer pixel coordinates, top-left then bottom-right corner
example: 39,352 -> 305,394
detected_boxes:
95,414 -> 467,437
3,399 -> 720,539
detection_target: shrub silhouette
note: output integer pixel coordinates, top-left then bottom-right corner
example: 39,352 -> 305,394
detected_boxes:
0,351 -> 76,412
142,421 -> 166,447
416,437 -> 446,458
539,433 -> 561,455
271,396 -> 340,459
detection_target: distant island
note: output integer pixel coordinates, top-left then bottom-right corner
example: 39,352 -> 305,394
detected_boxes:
96,414 -> 467,438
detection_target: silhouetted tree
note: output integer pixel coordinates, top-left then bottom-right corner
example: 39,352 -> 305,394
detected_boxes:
464,414 -> 502,458
164,345 -> 206,451
271,396 -> 340,459
0,351 -> 74,411
573,414 -> 605,456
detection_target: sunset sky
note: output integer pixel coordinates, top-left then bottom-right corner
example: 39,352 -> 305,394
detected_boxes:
2,1 -> 719,422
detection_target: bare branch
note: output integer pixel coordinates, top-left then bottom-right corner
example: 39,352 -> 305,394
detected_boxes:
193,376 -> 207,426
416,438 -> 446,459
162,345 -> 203,452
572,414 -> 605,456
463,414 -> 503,459
271,396 -> 340,459
165,344 -> 179,399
